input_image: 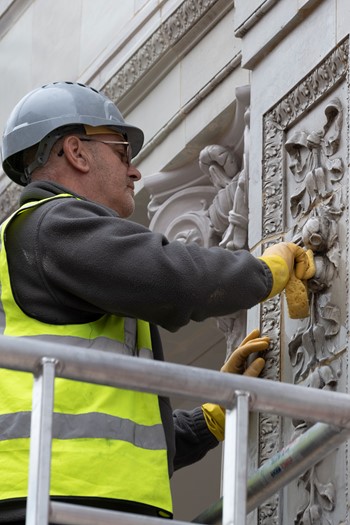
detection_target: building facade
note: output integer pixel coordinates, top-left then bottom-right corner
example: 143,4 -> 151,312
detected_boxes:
0,0 -> 349,523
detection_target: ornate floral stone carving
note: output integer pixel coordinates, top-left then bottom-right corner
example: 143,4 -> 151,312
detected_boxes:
261,38 -> 348,525
285,99 -> 345,525
295,466 -> 336,525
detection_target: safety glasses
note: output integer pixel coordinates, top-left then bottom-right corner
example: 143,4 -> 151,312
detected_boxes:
79,137 -> 132,166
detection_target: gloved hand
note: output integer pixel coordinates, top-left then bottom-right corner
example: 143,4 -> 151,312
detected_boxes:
220,328 -> 269,376
202,329 -> 270,441
258,242 -> 312,300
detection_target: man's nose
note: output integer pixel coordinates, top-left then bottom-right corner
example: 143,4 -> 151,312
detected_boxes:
128,165 -> 142,181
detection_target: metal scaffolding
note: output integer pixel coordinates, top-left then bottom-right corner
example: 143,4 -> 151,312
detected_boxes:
193,421 -> 350,524
0,334 -> 349,525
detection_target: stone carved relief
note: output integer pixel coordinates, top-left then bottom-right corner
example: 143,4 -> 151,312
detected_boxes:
153,186 -> 217,248
200,111 -> 250,253
286,98 -> 344,221
199,141 -> 248,251
261,38 -> 348,525
294,467 -> 337,525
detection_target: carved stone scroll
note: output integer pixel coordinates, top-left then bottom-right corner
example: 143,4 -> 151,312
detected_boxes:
261,38 -> 349,524
200,135 -> 250,356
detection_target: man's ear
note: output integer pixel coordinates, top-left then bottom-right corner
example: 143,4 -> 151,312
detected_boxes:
62,136 -> 90,173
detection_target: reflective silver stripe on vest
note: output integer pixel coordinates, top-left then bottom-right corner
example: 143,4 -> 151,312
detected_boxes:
0,304 -> 4,336
16,334 -> 134,354
0,411 -> 166,450
7,333 -> 152,359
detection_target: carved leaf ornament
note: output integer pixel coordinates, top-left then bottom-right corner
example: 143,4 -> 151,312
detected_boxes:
296,467 -> 336,525
286,98 -> 343,219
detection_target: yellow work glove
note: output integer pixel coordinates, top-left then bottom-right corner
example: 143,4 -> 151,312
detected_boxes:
202,329 -> 270,441
258,242 -> 312,300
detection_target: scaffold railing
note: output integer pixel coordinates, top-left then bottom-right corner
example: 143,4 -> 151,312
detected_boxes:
0,334 -> 349,525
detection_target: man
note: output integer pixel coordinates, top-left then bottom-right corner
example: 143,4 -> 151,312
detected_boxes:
0,82 -> 312,522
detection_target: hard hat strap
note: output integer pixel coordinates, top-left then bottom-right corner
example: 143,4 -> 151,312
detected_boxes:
23,125 -> 84,184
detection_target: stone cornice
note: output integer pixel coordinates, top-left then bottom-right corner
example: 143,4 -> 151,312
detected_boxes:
234,0 -> 278,38
103,0 -> 233,113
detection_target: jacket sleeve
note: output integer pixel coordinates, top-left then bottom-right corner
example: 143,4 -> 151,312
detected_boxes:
172,407 -> 219,471
6,196 -> 273,332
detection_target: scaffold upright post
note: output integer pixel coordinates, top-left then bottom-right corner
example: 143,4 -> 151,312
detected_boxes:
26,357 -> 57,525
222,391 -> 250,525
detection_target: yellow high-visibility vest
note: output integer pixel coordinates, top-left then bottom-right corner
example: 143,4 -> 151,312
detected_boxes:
0,195 -> 172,515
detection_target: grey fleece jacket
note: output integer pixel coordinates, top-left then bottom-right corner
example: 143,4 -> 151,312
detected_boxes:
2,180 -> 273,516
